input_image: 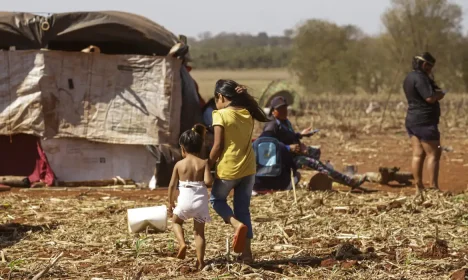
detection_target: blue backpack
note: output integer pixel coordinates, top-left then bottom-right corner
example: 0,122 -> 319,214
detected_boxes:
252,137 -> 283,177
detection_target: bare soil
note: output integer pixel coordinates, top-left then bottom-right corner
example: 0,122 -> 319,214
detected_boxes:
0,132 -> 467,279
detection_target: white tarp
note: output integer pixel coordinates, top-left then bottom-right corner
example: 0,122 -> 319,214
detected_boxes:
0,51 -> 45,135
41,138 -> 155,183
0,50 -> 182,145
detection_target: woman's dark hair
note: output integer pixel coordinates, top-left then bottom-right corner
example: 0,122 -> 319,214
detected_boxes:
214,79 -> 269,122
179,124 -> 207,154
412,52 -> 436,71
412,52 -> 441,89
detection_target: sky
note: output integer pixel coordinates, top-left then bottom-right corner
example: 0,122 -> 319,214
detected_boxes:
3,0 -> 468,37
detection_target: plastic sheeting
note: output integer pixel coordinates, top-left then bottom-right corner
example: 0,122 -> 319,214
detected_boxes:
0,11 -> 178,55
41,138 -> 155,183
0,50 -> 182,145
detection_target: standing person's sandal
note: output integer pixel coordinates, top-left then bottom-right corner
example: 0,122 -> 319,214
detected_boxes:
232,224 -> 248,253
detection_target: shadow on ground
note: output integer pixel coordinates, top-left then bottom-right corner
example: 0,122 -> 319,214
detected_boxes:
0,223 -> 59,249
205,243 -> 379,273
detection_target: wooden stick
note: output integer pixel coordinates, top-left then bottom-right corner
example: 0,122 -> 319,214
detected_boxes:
276,223 -> 290,244
57,179 -> 134,187
378,47 -> 406,132
225,236 -> 231,262
0,176 -> 29,187
32,252 -> 63,280
290,169 -> 297,205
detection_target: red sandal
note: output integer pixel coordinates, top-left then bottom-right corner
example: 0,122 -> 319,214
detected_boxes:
232,224 -> 248,253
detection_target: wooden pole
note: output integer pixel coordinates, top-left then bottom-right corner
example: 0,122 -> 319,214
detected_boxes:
0,176 -> 29,188
290,169 -> 297,205
378,48 -> 406,132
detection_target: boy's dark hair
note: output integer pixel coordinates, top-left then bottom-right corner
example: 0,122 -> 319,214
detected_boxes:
179,123 -> 206,154
214,79 -> 270,122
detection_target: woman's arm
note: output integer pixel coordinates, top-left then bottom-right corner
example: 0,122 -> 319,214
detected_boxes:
425,92 -> 445,103
209,125 -> 224,168
261,121 -> 301,153
204,160 -> 214,186
416,76 -> 445,104
167,163 -> 179,213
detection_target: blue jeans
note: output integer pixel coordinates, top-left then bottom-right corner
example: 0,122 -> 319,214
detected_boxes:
210,175 -> 255,239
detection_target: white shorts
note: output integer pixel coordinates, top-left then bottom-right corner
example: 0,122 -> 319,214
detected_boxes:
173,181 -> 211,223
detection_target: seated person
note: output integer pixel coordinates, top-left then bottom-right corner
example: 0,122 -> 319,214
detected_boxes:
201,98 -> 216,159
252,134 -> 300,194
202,98 -> 216,134
262,96 -> 367,189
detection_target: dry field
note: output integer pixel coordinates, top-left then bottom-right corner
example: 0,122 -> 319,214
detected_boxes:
195,69 -> 468,193
191,69 -> 292,100
1,188 -> 467,279
1,69 -> 467,279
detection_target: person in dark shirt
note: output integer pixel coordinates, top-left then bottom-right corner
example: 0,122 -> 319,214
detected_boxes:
201,98 -> 217,157
202,98 -> 216,134
403,52 -> 445,192
262,96 -> 367,190
263,97 -> 321,159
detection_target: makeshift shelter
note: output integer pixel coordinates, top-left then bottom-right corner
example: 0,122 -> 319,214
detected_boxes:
0,11 -> 177,54
0,134 -> 55,186
0,11 -> 202,186
258,80 -> 302,115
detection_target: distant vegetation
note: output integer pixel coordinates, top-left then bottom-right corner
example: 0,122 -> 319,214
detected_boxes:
189,31 -> 292,69
189,0 -> 468,94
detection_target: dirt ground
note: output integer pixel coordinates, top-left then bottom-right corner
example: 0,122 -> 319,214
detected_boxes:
0,133 -> 467,279
310,133 -> 468,194
4,132 -> 467,201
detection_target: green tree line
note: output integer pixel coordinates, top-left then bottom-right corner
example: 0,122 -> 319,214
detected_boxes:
189,32 -> 292,69
189,0 -> 468,94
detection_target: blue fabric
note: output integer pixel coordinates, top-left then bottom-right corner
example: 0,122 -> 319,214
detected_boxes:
257,142 -> 278,166
210,175 -> 255,239
254,134 -> 297,191
253,137 -> 282,177
203,106 -> 214,128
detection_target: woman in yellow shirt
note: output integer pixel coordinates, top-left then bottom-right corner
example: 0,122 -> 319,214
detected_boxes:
209,79 -> 269,263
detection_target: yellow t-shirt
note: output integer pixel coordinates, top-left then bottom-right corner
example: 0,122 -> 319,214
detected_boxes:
212,108 -> 256,180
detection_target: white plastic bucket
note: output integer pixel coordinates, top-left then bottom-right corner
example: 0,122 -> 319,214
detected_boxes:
127,205 -> 167,233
